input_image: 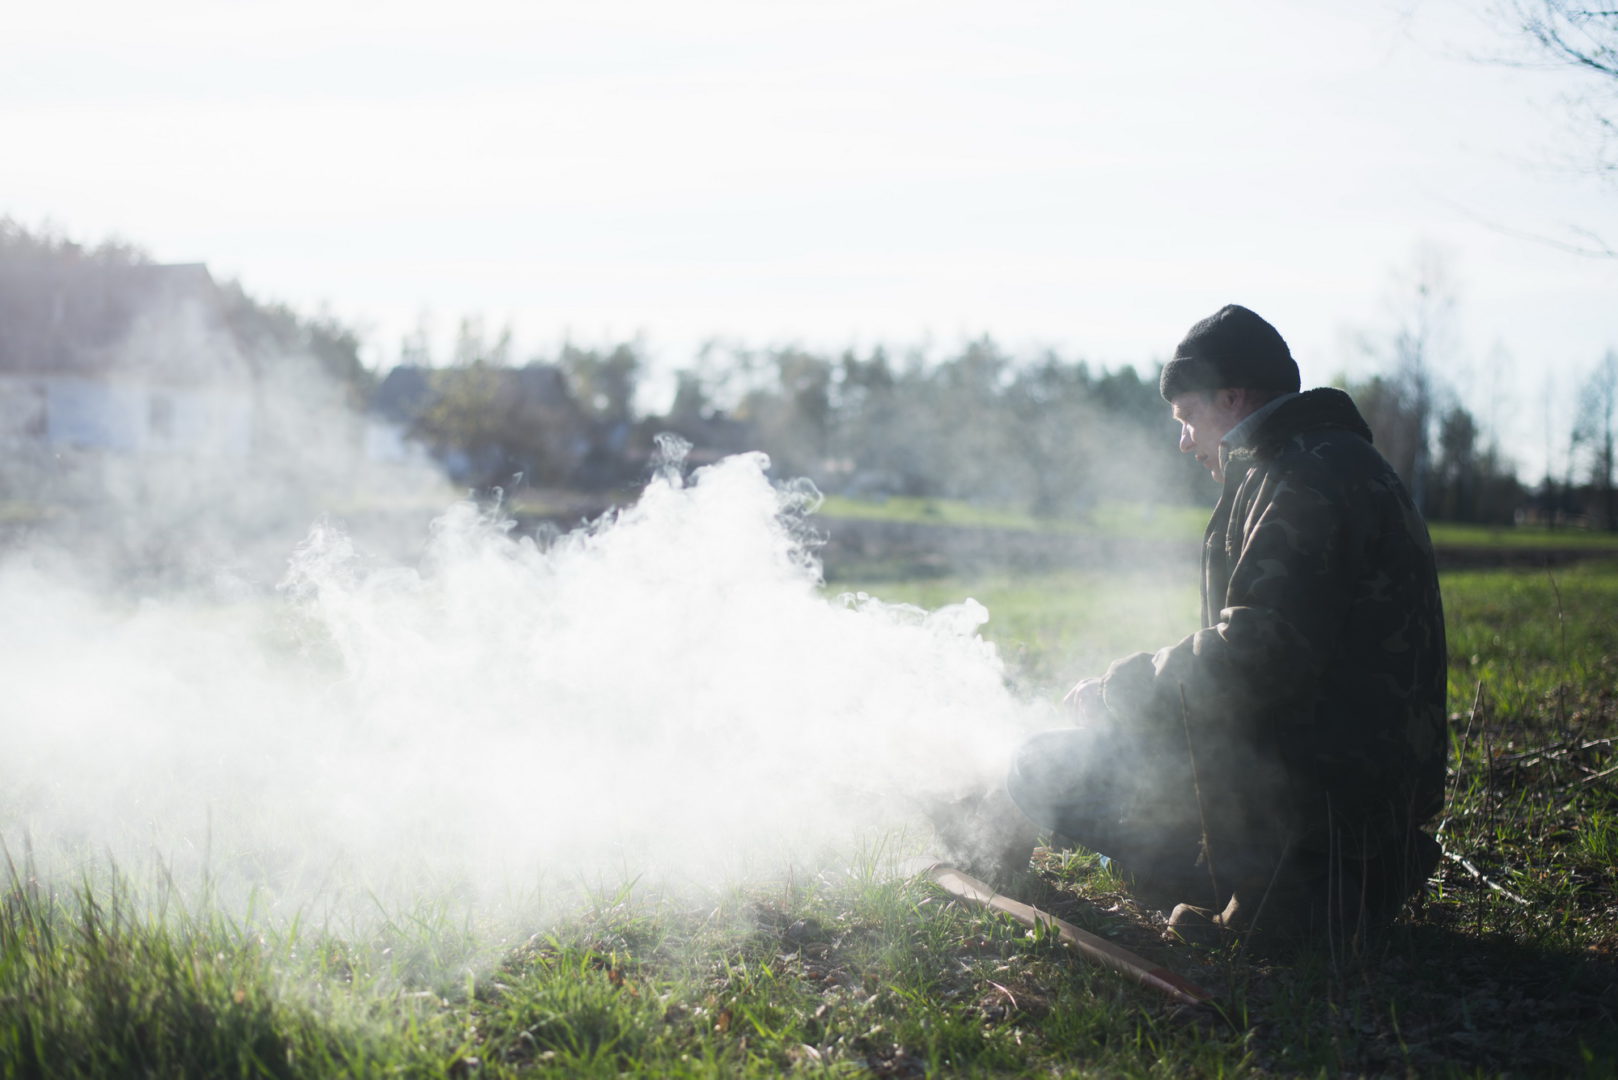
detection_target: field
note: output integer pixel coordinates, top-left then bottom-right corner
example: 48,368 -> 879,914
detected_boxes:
5,556 -> 1618,1077
816,493 -> 1618,555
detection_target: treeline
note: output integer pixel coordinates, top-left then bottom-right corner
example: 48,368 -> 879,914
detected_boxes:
402,322 -> 1546,526
396,323 -> 1209,516
1353,372 -> 1525,527
665,339 -> 1213,514
8,219 -> 1614,528
0,220 -> 366,394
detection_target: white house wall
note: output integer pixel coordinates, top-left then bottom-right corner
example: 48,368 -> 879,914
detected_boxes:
0,375 -> 254,457
46,377 -> 145,452
164,389 -> 254,457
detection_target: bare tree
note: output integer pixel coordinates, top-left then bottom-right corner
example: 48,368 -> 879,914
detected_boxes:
561,342 -> 641,425
1507,2 -> 1618,175
1357,247 -> 1459,515
1574,349 -> 1618,529
1472,3 -> 1618,255
450,315 -> 512,368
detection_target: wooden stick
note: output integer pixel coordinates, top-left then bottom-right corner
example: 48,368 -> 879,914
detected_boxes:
1441,849 -> 1530,907
925,864 -> 1214,1008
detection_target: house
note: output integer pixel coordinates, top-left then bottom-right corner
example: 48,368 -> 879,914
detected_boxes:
0,261 -> 257,461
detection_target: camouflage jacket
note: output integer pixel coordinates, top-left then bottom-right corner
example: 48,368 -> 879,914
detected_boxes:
1099,388 -> 1447,848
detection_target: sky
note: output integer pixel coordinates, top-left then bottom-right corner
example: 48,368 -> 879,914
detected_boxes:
4,0 -> 1616,478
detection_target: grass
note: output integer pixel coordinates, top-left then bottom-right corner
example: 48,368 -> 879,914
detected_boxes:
1443,561 -> 1618,716
1428,521 -> 1618,551
830,569 -> 1200,698
818,493 -> 1618,553
817,495 -> 1211,542
5,561 -> 1618,1076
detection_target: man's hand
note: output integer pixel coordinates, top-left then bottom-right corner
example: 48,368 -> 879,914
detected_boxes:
1062,677 -> 1107,724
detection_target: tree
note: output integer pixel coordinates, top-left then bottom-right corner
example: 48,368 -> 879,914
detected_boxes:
829,347 -> 929,495
450,315 -> 512,368
399,310 -> 433,368
767,348 -> 834,476
562,342 -> 640,424
1485,3 -> 1618,255
1574,349 -> 1618,529
414,361 -> 587,490
1344,247 -> 1542,524
1353,373 -> 1426,498
666,371 -> 711,428
1003,354 -> 1096,517
1354,248 -> 1460,516
1433,404 -> 1483,522
1504,2 -> 1618,183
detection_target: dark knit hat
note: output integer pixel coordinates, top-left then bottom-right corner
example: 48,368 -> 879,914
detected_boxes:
1158,304 -> 1300,401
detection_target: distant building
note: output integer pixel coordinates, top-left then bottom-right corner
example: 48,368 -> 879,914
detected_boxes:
366,365 -> 434,466
0,262 -> 256,460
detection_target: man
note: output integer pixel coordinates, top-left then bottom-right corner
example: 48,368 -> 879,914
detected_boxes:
1006,303 -> 1447,945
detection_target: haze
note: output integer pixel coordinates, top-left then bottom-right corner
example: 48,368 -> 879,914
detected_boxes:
3,1 -> 1615,479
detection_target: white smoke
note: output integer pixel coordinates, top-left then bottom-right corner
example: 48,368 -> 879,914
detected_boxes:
1,449 -> 1052,928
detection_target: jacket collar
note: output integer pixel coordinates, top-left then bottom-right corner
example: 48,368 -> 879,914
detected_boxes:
1227,387 -> 1373,466
1218,391 -> 1298,475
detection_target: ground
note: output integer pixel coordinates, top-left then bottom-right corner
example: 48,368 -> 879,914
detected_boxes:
4,553 -> 1618,1076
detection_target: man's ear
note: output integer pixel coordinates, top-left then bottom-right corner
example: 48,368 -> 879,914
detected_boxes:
1216,387 -> 1245,413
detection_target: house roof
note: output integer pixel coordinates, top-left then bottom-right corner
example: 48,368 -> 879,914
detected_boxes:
0,258 -> 247,385
370,365 -> 435,422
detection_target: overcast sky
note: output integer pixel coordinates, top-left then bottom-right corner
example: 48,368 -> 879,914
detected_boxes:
4,0 -> 1616,477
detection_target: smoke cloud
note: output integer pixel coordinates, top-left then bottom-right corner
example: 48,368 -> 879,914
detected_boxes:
1,446 -> 1052,932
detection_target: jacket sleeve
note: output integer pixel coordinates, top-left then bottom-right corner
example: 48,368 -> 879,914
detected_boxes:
1099,465 -> 1354,735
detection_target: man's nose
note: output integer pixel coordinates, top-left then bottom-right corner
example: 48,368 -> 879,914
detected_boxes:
1178,426 -> 1193,453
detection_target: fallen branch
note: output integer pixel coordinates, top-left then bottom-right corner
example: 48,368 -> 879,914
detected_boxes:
1495,737 -> 1614,769
924,864 -> 1215,1009
1580,762 -> 1618,785
1441,849 -> 1531,907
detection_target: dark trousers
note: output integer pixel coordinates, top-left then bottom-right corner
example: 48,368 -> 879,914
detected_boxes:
1005,725 -> 1437,940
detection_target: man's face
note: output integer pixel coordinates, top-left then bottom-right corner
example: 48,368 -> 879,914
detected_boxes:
1169,389 -> 1248,482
